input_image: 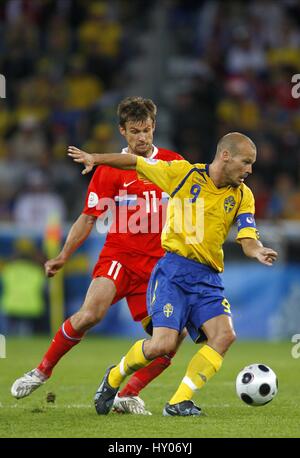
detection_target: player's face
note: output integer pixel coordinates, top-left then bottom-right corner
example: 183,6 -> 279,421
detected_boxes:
223,145 -> 256,187
120,118 -> 155,156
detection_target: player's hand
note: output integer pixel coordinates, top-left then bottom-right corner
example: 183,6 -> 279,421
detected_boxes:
45,257 -> 65,277
255,247 -> 278,266
68,146 -> 95,175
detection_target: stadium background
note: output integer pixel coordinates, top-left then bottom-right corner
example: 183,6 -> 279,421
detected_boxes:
0,0 -> 300,341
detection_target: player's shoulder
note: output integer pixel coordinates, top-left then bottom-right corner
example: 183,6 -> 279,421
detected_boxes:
240,182 -> 254,195
90,164 -> 121,182
194,163 -> 207,171
156,147 -> 185,161
93,164 -> 120,175
239,182 -> 255,200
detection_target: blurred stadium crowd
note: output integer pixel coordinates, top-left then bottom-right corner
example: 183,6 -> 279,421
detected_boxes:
166,0 -> 300,220
0,0 -> 152,225
0,0 -> 300,225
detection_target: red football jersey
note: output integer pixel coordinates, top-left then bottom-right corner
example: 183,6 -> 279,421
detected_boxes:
82,146 -> 183,275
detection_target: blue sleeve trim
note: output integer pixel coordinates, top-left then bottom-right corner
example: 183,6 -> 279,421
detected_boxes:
171,167 -> 207,198
236,213 -> 256,230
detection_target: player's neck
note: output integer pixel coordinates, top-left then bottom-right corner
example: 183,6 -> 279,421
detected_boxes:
208,162 -> 228,188
128,145 -> 154,158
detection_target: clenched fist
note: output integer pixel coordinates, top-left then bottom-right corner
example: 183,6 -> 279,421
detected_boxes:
45,257 -> 65,277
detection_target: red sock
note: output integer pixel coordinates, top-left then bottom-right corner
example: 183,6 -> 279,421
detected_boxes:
37,319 -> 84,378
118,352 -> 175,397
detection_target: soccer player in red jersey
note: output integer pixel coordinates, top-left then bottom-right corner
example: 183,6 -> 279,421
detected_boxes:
11,97 -> 184,414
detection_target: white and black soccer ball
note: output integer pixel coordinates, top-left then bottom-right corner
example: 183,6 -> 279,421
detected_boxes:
236,363 -> 278,406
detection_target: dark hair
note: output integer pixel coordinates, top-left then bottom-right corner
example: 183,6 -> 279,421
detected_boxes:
117,96 -> 157,127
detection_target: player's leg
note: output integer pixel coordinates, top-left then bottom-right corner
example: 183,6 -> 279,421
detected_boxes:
36,277 -> 117,375
202,314 -> 236,356
114,316 -> 187,414
113,322 -> 187,415
111,286 -> 187,396
117,325 -> 187,398
94,253 -> 188,414
112,270 -> 185,413
159,256 -> 236,416
164,314 -> 236,416
94,327 -> 179,415
11,277 -> 116,399
116,289 -> 187,406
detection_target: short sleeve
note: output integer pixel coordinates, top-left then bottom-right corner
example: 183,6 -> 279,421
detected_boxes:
82,166 -> 119,217
136,156 -> 192,195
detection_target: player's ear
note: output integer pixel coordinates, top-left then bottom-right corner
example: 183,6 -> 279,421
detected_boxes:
119,124 -> 126,138
152,120 -> 156,132
222,150 -> 230,162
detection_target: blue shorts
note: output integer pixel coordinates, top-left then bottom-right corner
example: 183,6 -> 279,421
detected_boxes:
147,252 -> 232,343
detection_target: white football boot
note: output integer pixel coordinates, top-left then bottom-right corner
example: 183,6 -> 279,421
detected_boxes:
112,392 -> 152,415
11,369 -> 47,399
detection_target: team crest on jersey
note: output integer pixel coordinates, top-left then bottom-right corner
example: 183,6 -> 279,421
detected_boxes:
88,192 -> 99,208
224,196 -> 236,213
163,303 -> 173,318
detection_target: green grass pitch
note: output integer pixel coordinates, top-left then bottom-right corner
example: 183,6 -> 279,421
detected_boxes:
0,337 -> 299,438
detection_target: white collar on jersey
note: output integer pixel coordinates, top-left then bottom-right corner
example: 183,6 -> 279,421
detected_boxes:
121,145 -> 158,158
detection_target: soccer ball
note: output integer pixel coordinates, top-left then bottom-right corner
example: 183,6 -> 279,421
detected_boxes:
236,363 -> 278,406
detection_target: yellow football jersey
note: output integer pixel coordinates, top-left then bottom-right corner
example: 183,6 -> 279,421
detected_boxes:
136,157 -> 258,272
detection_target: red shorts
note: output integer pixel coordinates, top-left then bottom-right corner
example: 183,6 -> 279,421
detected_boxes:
92,253 -> 159,322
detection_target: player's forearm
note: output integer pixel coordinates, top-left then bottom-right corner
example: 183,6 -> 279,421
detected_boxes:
92,153 -> 137,170
240,238 -> 263,258
58,214 -> 96,262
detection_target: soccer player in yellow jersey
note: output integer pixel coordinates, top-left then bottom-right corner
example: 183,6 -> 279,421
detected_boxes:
68,132 -> 278,417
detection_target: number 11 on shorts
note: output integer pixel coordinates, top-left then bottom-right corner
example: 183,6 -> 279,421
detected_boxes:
107,260 -> 122,280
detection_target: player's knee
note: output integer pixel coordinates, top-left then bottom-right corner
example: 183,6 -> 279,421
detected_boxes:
146,338 -> 177,359
213,329 -> 236,352
225,329 -> 236,347
78,309 -> 102,328
161,335 -> 178,356
145,345 -> 164,359
178,328 -> 188,344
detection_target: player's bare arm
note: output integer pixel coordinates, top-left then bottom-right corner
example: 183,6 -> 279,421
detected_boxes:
68,146 -> 137,175
45,214 -> 96,277
240,238 -> 278,266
